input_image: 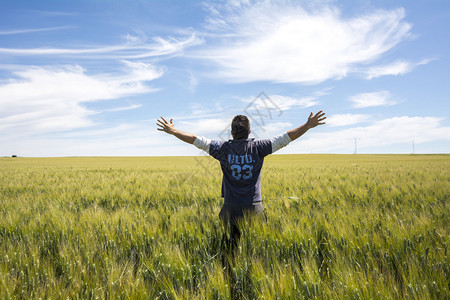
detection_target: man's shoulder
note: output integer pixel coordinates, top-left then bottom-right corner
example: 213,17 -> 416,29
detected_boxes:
251,138 -> 272,146
211,140 -> 223,151
211,138 -> 272,150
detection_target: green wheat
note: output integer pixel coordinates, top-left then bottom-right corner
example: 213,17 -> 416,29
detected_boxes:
0,155 -> 448,299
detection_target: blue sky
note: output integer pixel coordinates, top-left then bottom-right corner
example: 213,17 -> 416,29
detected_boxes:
1,0 -> 449,156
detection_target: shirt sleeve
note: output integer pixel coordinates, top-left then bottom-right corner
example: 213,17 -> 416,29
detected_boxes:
193,136 -> 211,153
271,132 -> 292,153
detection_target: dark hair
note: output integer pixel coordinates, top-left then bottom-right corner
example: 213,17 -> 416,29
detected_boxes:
231,115 -> 250,140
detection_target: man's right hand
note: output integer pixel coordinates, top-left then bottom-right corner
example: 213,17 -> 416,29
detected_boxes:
287,110 -> 326,141
305,110 -> 326,129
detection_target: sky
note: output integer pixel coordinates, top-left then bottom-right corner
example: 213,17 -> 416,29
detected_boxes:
0,0 -> 449,157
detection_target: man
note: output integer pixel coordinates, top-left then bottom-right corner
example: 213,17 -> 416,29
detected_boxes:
156,111 -> 326,253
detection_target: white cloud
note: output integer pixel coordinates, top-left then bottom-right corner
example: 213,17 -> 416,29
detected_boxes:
349,91 -> 396,108
365,60 -> 412,79
27,10 -> 78,17
326,114 -> 371,127
178,118 -> 230,135
3,115 -> 448,156
0,62 -> 162,136
253,121 -> 293,139
172,92 -> 321,139
0,122 -> 190,157
283,116 -> 450,153
364,58 -> 434,79
0,26 -> 75,35
242,94 -> 318,111
0,33 -> 201,59
198,1 -> 411,83
103,104 -> 143,112
119,60 -> 164,81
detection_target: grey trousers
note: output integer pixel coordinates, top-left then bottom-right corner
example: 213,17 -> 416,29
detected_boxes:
219,202 -> 266,253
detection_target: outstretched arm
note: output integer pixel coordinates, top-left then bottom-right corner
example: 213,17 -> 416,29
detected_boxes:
156,117 -> 196,144
287,111 -> 326,141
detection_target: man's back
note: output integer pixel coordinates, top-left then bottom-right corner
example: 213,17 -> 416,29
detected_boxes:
210,138 -> 272,205
194,134 -> 291,205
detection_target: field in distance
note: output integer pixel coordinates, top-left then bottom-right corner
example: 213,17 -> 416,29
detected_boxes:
0,154 -> 448,299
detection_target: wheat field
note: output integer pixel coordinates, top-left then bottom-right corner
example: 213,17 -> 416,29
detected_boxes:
0,154 -> 448,299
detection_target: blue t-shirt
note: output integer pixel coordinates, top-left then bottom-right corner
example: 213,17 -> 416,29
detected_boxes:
194,133 -> 291,205
208,138 -> 273,205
